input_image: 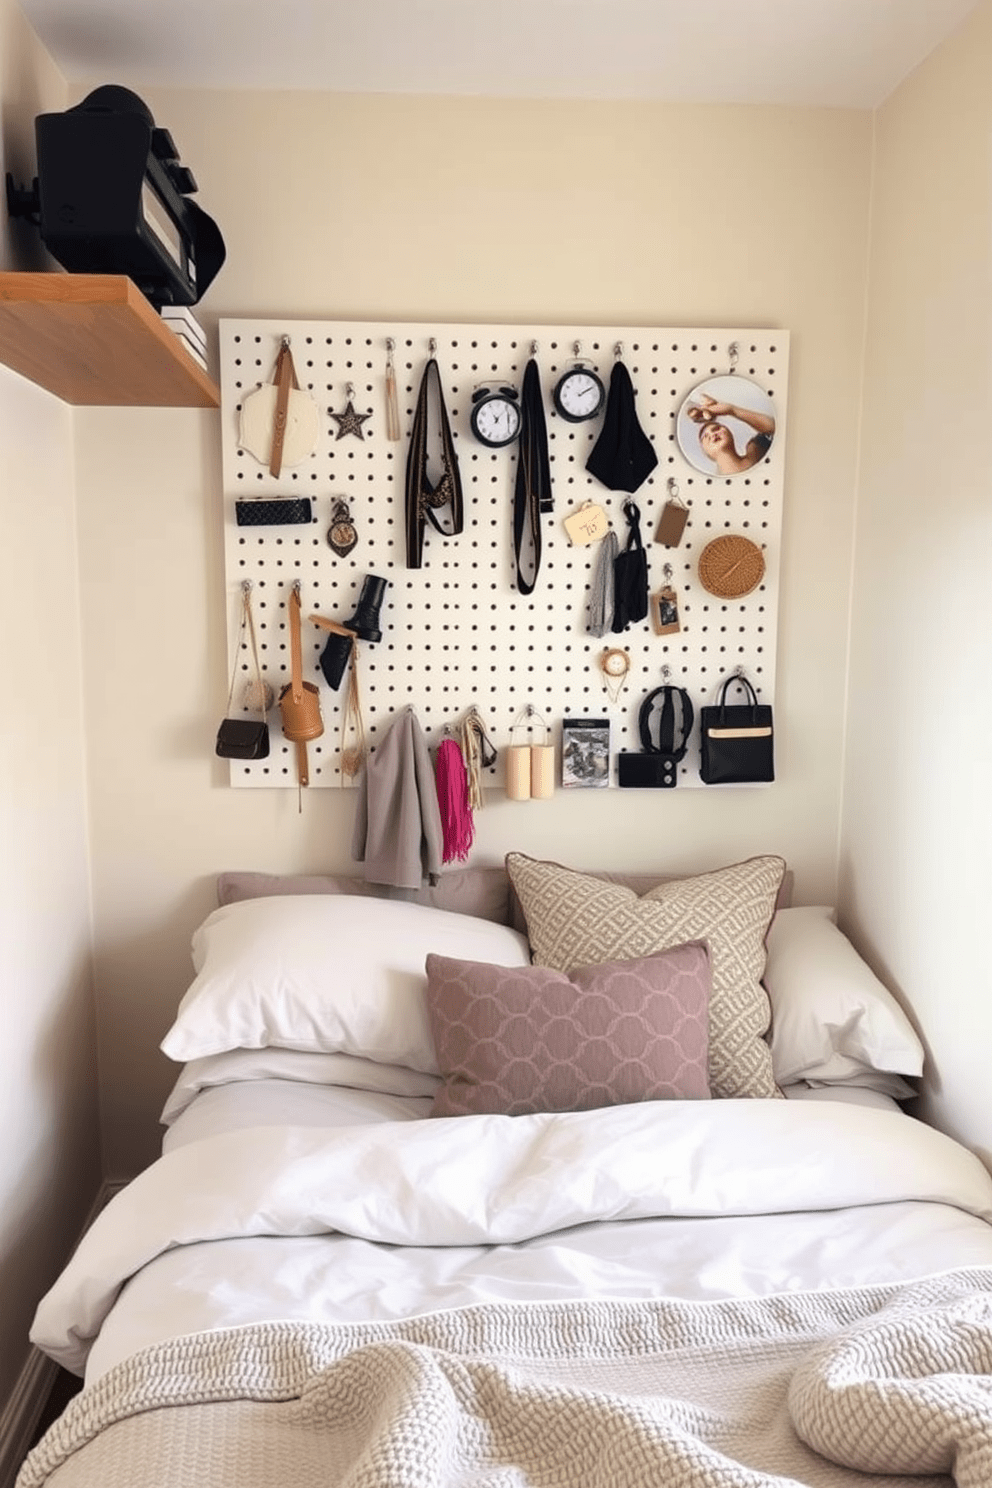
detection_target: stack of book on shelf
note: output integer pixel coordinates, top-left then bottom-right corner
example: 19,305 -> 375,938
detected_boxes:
159,305 -> 208,371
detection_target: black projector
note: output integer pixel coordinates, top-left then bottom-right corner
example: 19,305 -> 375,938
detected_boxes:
6,84 -> 225,308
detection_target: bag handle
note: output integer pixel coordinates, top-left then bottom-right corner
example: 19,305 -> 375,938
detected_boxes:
717,671 -> 759,719
225,581 -> 267,720
285,583 -> 309,789
288,583 -> 304,704
269,337 -> 299,478
622,499 -> 644,552
638,686 -> 694,759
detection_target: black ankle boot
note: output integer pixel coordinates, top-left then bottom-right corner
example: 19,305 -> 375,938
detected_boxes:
319,575 -> 389,690
344,574 -> 388,642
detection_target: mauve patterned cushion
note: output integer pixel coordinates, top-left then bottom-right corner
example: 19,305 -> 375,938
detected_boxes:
505,853 -> 785,1101
425,943 -> 711,1118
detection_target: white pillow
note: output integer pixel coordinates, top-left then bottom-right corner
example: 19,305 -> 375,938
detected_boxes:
160,1049 -> 442,1126
161,896 -> 531,1069
801,1070 -> 917,1100
764,907 -> 924,1086
781,1083 -> 906,1113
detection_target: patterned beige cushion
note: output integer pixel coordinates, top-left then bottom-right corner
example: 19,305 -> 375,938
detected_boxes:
425,943 -> 711,1118
505,853 -> 785,1100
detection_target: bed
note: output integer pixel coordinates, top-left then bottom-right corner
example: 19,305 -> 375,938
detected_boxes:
18,853 -> 992,1487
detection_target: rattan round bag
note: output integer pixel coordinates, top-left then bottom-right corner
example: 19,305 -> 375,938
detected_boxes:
697,535 -> 766,599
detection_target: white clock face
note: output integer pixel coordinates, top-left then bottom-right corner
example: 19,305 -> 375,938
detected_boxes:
602,649 -> 629,677
558,370 -> 603,420
473,396 -> 521,446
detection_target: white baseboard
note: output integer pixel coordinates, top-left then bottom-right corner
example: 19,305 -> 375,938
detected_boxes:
0,1179 -> 121,1488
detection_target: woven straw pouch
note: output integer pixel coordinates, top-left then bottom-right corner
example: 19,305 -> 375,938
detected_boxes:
697,535 -> 765,598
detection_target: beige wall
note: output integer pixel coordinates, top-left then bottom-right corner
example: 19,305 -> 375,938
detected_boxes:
70,89 -> 874,1175
0,0 -> 101,1414
840,1 -> 992,1162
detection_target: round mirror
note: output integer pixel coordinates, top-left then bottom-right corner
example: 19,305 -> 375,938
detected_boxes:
676,374 -> 776,478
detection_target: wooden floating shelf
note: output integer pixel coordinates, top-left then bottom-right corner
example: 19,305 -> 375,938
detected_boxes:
0,272 -> 220,407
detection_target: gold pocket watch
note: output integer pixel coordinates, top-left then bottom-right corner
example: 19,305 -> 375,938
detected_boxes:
600,647 -> 631,704
327,498 -> 358,557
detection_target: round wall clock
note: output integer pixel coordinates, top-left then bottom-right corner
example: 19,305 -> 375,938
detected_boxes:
553,364 -> 606,423
470,386 -> 522,448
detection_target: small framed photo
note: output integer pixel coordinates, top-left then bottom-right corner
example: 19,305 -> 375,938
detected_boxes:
652,585 -> 681,636
561,717 -> 611,788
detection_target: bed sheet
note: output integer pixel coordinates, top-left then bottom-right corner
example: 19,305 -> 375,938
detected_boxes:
160,1071 -> 901,1153
161,1078 -> 434,1150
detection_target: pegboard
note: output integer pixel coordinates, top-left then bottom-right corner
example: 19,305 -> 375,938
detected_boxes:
218,319 -> 789,789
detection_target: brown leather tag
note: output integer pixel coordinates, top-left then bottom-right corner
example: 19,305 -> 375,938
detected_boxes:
655,500 -> 689,547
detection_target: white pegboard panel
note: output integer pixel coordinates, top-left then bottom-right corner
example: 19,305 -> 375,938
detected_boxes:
218,319 -> 789,788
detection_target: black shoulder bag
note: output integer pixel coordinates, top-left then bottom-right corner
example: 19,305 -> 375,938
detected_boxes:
699,673 -> 774,784
618,685 -> 694,789
611,499 -> 649,631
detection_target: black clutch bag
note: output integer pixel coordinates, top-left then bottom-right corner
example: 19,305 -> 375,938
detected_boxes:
235,498 -> 313,527
617,684 -> 694,789
216,717 -> 270,759
699,673 -> 774,784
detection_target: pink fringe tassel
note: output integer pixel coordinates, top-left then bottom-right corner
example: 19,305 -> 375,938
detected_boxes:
435,737 -> 474,863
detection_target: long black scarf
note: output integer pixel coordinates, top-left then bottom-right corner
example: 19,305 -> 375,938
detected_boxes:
513,357 -> 553,595
405,357 -> 464,569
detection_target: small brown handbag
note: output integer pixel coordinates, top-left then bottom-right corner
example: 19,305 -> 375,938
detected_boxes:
279,584 -> 323,787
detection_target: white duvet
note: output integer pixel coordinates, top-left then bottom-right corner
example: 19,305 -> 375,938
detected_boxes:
32,1097 -> 992,1383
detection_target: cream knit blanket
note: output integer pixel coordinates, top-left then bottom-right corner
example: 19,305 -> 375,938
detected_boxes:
20,1269 -> 992,1488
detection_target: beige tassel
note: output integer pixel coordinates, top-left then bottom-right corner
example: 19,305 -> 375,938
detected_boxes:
384,338 -> 401,441
340,642 -> 366,781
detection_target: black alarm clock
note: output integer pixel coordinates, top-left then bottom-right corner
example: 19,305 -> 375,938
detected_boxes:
553,364 -> 606,423
469,385 -> 522,448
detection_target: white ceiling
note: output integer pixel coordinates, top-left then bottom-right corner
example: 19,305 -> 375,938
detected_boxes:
17,0 -> 980,108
